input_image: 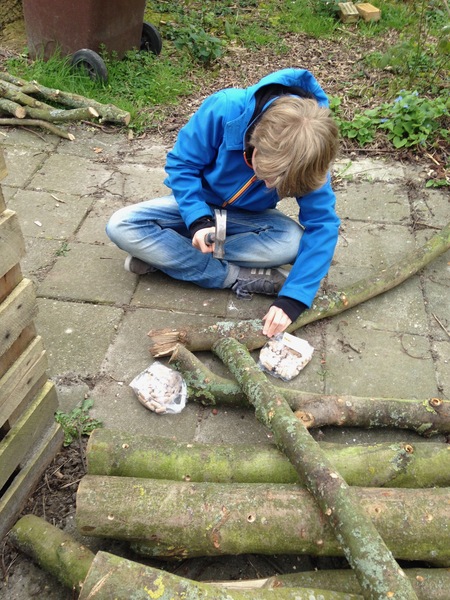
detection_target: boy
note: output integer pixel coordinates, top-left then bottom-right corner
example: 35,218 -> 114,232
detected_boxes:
106,68 -> 340,338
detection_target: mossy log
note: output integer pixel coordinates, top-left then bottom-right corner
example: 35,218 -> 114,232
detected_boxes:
10,516 -> 360,600
79,551 -> 361,600
213,569 -> 450,600
87,428 -> 450,488
148,221 -> 450,356
169,343 -> 450,436
76,476 -> 450,566
213,338 -> 418,600
9,514 -> 94,593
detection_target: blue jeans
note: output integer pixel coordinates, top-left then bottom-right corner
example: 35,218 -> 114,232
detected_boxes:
106,195 -> 303,289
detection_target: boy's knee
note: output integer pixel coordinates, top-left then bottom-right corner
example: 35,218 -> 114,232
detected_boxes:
105,207 -> 127,242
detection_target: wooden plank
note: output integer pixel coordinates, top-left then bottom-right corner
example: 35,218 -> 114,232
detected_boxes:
0,421 -> 63,540
0,209 -> 26,279
7,371 -> 49,428
0,336 -> 48,428
0,264 -> 23,305
0,324 -> 36,379
0,278 -> 37,357
0,148 -> 6,182
0,187 -> 6,214
0,380 -> 58,492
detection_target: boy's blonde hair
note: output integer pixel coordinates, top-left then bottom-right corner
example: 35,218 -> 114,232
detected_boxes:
250,96 -> 339,198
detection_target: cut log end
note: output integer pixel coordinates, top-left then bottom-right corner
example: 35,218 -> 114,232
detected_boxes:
148,328 -> 186,357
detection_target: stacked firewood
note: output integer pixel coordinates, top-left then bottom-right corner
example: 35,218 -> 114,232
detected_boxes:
0,72 -> 130,139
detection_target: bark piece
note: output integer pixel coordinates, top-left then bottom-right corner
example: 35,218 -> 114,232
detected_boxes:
76,476 -> 450,566
148,221 -> 450,356
170,343 -> 450,436
9,514 -> 94,593
86,428 -> 450,488
213,337 -> 418,600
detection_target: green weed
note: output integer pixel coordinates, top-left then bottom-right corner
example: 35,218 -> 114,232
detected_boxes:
55,398 -> 103,447
55,241 -> 70,257
332,91 -> 450,149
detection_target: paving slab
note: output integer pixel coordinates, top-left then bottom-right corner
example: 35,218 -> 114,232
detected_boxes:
19,237 -> 62,283
37,242 -> 137,304
325,321 -> 438,398
75,196 -> 125,244
7,188 -> 92,240
132,271 -> 230,317
35,299 -> 123,377
335,180 -> 411,222
2,146 -> 48,188
118,163 -> 171,201
27,153 -> 115,196
334,157 -> 406,182
89,378 -> 202,439
334,221 -> 415,268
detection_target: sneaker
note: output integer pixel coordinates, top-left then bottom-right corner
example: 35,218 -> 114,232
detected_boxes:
124,255 -> 157,275
232,267 -> 289,299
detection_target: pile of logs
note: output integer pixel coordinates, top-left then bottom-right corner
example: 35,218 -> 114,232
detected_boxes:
7,222 -> 450,598
0,72 -> 130,139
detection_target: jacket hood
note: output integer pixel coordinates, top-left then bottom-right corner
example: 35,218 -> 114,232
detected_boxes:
224,68 -> 329,150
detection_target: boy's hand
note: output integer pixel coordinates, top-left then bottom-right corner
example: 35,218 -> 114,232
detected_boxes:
262,305 -> 292,337
192,226 -> 216,253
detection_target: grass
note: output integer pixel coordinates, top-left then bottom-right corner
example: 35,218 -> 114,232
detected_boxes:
4,0 -> 449,155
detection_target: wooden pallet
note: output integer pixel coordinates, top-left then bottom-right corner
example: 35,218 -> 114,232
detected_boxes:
0,147 -> 63,541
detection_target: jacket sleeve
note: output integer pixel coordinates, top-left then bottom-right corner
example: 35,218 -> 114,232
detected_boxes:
164,92 -> 228,229
279,174 -> 340,307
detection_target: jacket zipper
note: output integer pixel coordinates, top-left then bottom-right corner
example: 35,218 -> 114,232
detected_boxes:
221,175 -> 257,207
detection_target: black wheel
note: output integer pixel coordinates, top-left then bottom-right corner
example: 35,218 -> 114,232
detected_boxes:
140,22 -> 162,55
71,49 -> 108,82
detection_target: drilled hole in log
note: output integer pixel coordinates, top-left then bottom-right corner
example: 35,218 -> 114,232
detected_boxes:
430,397 -> 442,407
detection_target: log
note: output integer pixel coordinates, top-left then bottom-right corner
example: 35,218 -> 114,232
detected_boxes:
213,338 -> 417,600
148,221 -> 450,356
213,569 -> 450,600
10,515 -> 362,600
9,514 -> 95,593
0,80 -> 55,110
25,105 -> 99,122
0,71 -> 130,124
169,343 -> 450,436
0,97 -> 26,118
76,476 -> 450,565
86,428 -> 450,488
0,118 -> 75,140
79,550 -> 361,600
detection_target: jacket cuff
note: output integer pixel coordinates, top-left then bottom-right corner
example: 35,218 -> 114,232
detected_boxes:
271,296 -> 308,322
189,216 -> 215,238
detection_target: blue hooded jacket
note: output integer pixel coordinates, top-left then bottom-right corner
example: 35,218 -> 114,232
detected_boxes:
164,68 -> 340,308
